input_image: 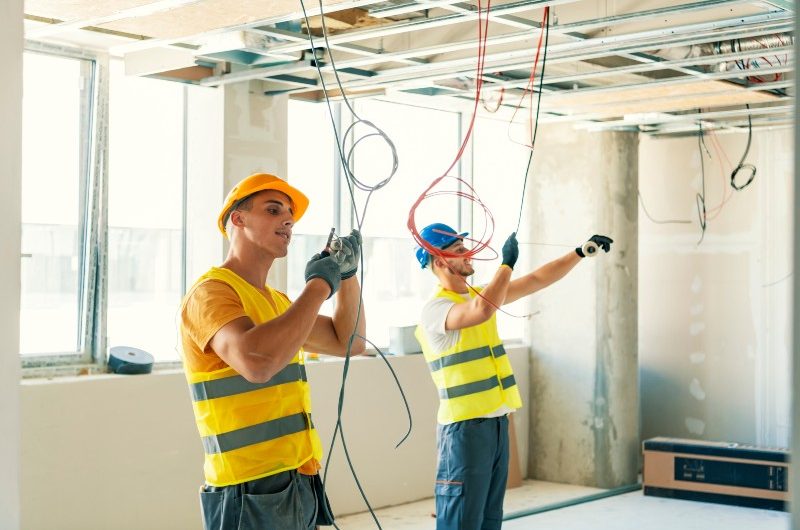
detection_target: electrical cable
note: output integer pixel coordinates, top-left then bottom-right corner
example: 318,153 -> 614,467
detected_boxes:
696,116 -> 708,245
407,0 -> 493,264
637,191 -> 691,225
512,7 -> 549,235
730,104 -> 757,191
407,0 -> 536,319
481,86 -> 505,113
507,7 -> 549,152
297,1 -> 411,527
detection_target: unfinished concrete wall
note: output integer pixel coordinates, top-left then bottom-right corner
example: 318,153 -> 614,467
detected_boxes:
0,1 -> 22,527
639,128 -> 792,448
522,123 -> 639,488
222,82 -> 289,288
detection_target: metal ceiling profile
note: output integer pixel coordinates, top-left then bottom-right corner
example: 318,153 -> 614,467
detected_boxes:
22,0 -> 795,135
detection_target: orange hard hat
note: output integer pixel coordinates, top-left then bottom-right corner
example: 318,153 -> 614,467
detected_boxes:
217,173 -> 309,237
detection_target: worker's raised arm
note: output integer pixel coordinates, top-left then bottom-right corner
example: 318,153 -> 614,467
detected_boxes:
209,254 -> 342,383
444,233 -> 519,330
505,234 -> 613,304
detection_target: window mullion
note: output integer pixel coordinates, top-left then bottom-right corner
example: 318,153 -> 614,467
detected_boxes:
85,53 -> 110,366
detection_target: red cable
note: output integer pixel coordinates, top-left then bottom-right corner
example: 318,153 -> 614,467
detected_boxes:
406,0 -> 535,318
507,7 -> 549,147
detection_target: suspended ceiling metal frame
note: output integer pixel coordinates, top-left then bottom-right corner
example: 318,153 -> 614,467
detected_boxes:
23,0 -> 795,135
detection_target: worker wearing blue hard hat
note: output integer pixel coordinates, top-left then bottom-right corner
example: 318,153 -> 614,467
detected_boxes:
414,222 -> 613,530
415,222 -> 469,269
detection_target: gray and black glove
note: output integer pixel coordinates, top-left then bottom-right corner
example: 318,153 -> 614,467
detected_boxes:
501,232 -> 519,270
576,235 -> 613,258
338,229 -> 362,280
305,253 -> 343,298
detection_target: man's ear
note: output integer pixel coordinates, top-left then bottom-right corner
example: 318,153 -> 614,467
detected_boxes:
230,210 -> 245,229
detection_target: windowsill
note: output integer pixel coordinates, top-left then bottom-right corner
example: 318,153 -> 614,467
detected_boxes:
20,340 -> 529,381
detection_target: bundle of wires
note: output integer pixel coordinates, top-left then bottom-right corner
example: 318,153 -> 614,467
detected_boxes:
298,1 -> 411,528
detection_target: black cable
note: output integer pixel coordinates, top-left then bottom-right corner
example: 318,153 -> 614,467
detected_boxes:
637,191 -> 691,224
514,8 -> 549,234
696,116 -> 707,245
297,1 -> 412,527
730,104 -> 757,191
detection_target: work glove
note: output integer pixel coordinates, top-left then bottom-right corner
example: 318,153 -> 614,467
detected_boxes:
305,252 -> 343,298
576,235 -> 613,258
338,229 -> 362,280
501,232 -> 519,270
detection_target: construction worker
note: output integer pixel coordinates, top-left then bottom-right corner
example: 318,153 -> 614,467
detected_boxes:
414,223 -> 612,530
179,173 -> 366,529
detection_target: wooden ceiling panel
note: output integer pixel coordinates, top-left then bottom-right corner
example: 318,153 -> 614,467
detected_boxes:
95,0 -> 351,41
25,0 -> 154,22
542,80 -> 781,118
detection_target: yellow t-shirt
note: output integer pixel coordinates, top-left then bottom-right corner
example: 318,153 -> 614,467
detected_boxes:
180,278 -> 321,475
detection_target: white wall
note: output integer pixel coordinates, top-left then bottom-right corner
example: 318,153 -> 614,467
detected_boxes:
21,347 -> 529,529
639,128 -> 793,447
0,0 -> 23,527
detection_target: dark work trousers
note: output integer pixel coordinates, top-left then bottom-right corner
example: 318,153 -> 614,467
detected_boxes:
435,415 -> 510,530
200,469 -> 334,530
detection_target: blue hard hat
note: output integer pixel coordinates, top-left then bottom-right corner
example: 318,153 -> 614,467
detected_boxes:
415,223 -> 469,269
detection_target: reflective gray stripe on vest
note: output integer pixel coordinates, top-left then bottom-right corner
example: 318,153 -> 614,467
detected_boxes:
439,375 -> 499,400
428,344 -> 506,372
438,373 -> 517,400
191,363 -> 307,402
500,374 -> 516,389
202,412 -> 310,454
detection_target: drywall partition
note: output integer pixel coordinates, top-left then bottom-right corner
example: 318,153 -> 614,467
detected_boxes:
21,348 -> 530,529
0,1 -> 23,528
521,123 -> 639,488
639,128 -> 792,448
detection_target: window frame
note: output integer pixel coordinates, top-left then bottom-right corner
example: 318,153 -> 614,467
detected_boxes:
20,42 -> 109,371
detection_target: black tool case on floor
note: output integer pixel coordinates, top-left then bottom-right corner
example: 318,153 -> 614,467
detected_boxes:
642,437 -> 789,511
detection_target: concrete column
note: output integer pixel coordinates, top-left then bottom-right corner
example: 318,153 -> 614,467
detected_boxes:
0,0 -> 22,526
522,123 -> 638,488
222,82 -> 289,289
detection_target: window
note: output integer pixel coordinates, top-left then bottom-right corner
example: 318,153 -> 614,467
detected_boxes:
20,47 -> 210,369
20,49 -> 94,359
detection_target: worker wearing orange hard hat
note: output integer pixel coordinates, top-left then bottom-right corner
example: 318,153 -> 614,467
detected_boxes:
180,173 -> 366,529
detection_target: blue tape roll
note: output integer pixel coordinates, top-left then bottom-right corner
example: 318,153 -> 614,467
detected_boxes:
108,346 -> 154,375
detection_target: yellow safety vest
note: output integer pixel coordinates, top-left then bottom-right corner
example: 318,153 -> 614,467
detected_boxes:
416,286 -> 522,424
181,267 -> 323,487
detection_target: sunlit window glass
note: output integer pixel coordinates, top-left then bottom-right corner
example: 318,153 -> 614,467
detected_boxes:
107,60 -> 184,362
20,51 -> 90,356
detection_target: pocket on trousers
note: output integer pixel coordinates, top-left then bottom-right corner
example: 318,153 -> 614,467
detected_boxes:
239,475 -> 304,530
199,488 -> 224,530
434,481 -> 463,498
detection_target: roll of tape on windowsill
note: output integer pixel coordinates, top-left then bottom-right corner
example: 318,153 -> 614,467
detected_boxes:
109,346 -> 154,375
581,241 -> 599,257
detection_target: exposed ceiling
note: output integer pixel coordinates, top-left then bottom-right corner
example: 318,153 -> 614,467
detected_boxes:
23,0 -> 795,136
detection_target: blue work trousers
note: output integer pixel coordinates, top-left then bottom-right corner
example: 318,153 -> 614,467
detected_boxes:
200,469 -> 331,530
435,415 -> 510,530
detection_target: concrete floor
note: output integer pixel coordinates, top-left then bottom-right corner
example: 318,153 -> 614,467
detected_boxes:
336,480 -> 789,529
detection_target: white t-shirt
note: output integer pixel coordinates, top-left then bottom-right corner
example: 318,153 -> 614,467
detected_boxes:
419,289 -> 516,424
